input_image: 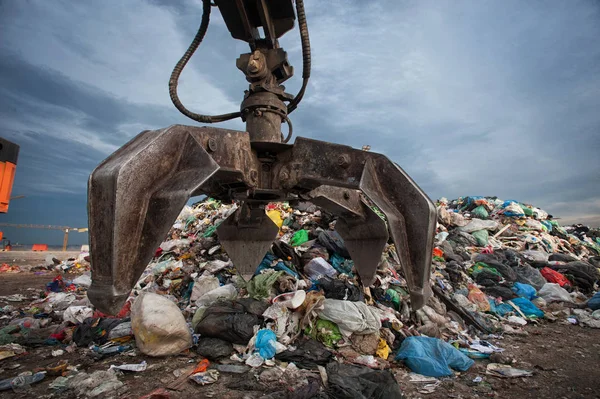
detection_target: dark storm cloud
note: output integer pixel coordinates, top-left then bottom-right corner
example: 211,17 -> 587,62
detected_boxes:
0,0 -> 599,247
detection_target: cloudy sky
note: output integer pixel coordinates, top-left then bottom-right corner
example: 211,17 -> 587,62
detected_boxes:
1,0 -> 599,245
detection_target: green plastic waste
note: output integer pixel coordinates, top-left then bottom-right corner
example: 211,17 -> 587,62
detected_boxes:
290,229 -> 309,247
305,318 -> 342,347
471,229 -> 489,246
203,225 -> 218,238
246,271 -> 284,300
471,262 -> 501,278
471,206 -> 489,219
521,206 -> 533,217
385,288 -> 401,310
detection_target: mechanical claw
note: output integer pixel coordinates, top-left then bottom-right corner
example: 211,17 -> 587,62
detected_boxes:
87,0 -> 437,314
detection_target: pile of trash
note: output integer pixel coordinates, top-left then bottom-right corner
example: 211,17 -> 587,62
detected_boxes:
0,195 -> 598,397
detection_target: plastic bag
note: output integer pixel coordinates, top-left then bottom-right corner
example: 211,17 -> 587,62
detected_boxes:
247,271 -> 285,300
329,253 -> 354,275
458,219 -> 499,233
255,329 -> 277,359
587,292 -> 600,310
502,201 -> 525,217
196,338 -> 233,360
468,284 -> 490,312
290,229 -> 309,247
305,318 -> 342,347
63,306 -> 94,324
515,265 -> 547,291
471,230 -> 489,247
190,275 -> 221,302
395,336 -> 474,377
326,362 -> 403,399
317,299 -> 381,337
195,299 -> 267,345
275,338 -> 333,369
471,205 -> 489,219
131,292 -> 192,356
304,257 -> 338,280
317,276 -> 363,301
538,284 -> 572,303
195,284 -> 238,306
512,282 -> 537,300
72,274 -> 92,288
509,297 -> 544,318
318,230 -> 350,258
540,267 -> 571,287
521,250 -> 549,264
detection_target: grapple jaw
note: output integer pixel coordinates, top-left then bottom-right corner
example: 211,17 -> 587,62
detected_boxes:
87,125 -> 436,315
87,0 -> 436,315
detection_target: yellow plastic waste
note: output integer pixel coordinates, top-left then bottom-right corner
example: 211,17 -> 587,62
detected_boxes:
267,209 -> 284,228
376,338 -> 391,359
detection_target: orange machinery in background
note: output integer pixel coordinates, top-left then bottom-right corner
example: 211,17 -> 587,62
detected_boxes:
0,138 -> 19,214
0,138 -> 19,250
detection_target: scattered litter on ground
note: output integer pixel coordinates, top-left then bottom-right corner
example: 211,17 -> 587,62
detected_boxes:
0,196 -> 598,396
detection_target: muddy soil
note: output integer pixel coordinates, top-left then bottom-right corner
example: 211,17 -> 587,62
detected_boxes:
0,272 -> 598,399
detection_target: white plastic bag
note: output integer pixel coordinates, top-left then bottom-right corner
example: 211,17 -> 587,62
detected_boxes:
457,219 -> 499,233
538,283 -> 572,303
304,257 -> 338,280
317,299 -> 381,336
195,284 -> 237,307
131,292 -> 192,356
63,306 -> 94,324
190,275 -> 220,302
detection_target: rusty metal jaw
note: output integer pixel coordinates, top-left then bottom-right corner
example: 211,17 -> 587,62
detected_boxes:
87,124 -> 437,314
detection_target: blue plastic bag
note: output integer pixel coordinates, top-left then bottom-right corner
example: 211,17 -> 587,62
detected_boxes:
395,336 -> 474,377
488,300 -> 514,317
329,253 -> 354,276
255,253 -> 299,278
510,297 -> 544,318
255,329 -> 277,359
588,292 -> 600,311
512,282 -> 537,300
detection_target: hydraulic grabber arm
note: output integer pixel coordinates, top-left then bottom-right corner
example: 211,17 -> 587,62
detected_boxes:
87,0 -> 437,315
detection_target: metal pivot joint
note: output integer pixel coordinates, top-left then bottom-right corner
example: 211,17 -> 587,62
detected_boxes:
87,0 -> 437,315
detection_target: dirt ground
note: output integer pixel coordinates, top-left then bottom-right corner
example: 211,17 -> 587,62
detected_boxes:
1,272 -> 599,399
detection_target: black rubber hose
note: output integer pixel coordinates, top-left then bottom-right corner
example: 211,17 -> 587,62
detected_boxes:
287,0 -> 311,114
169,0 -> 241,123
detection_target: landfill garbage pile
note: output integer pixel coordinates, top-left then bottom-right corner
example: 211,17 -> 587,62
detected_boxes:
0,196 -> 598,397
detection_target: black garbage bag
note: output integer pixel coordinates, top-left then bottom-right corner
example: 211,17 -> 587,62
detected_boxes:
473,254 -> 517,282
318,231 -> 350,259
548,253 -> 578,263
588,256 -> 600,268
273,240 -> 303,268
276,338 -> 333,369
548,261 -> 598,292
496,249 -> 521,267
196,337 -> 233,360
565,261 -> 599,281
475,268 -> 501,286
317,276 -> 363,301
73,317 -> 127,347
483,285 -> 516,301
195,300 -> 266,344
261,377 -> 323,399
514,264 -> 546,291
326,362 -> 403,399
445,254 -> 464,264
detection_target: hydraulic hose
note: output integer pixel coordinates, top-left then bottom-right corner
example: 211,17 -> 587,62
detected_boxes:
287,0 -> 311,114
168,0 -> 241,123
